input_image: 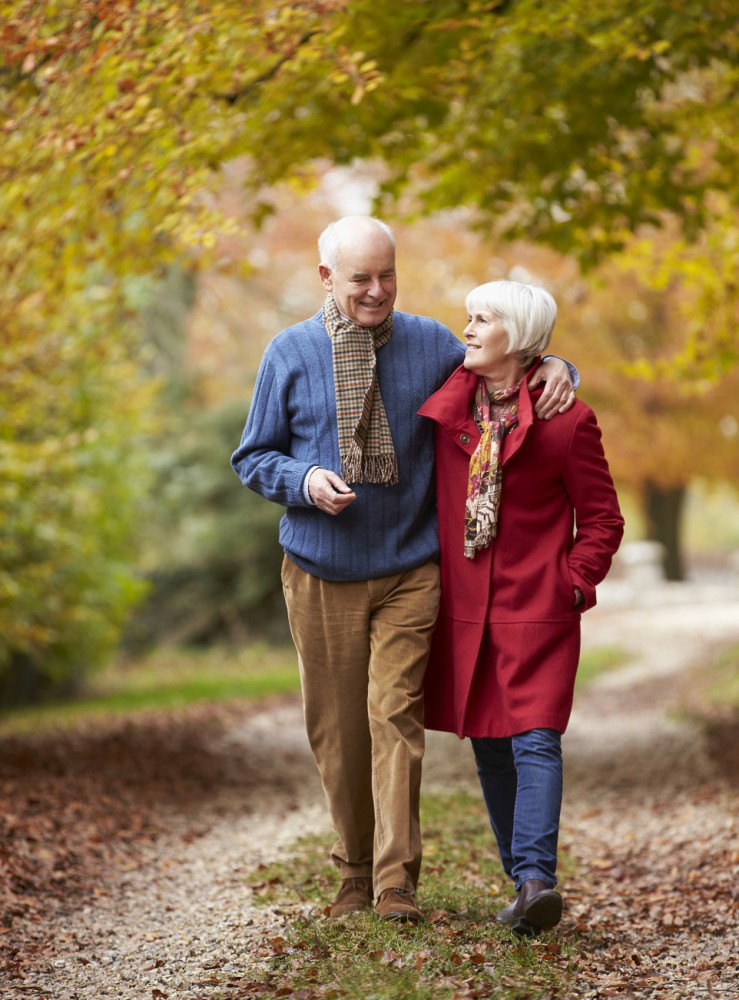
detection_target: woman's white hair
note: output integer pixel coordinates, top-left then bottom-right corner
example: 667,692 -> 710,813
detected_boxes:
318,216 -> 396,271
465,279 -> 558,364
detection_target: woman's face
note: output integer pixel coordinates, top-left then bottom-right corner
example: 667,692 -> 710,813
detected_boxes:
462,309 -> 511,376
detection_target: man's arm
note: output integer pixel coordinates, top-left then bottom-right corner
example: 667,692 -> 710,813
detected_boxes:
230,351 -> 315,508
529,356 -> 579,420
232,345 -> 358,516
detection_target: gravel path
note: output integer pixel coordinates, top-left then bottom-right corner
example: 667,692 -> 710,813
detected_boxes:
7,581 -> 739,999
562,586 -> 739,997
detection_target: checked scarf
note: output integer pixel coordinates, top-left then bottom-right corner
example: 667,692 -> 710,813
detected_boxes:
322,293 -> 399,486
463,376 -> 523,559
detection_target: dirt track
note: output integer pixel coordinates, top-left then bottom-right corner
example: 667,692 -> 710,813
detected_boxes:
2,580 -> 738,998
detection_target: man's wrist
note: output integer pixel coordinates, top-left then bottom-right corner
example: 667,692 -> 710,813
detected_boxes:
542,355 -> 580,391
304,466 -> 320,505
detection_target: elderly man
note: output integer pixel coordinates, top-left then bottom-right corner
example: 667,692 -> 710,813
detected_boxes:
231,216 -> 576,923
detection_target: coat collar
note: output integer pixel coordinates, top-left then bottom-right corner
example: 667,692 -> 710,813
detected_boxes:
418,359 -> 542,462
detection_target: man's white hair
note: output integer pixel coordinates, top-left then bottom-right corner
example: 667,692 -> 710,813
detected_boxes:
465,279 -> 558,364
318,216 -> 396,271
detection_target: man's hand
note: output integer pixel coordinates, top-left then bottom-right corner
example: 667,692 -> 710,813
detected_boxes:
528,357 -> 576,420
307,468 -> 357,515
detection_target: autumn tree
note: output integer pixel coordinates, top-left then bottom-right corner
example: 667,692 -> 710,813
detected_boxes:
230,0 -> 739,373
553,230 -> 739,579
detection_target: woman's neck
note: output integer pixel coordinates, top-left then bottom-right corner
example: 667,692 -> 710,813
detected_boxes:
483,359 -> 526,394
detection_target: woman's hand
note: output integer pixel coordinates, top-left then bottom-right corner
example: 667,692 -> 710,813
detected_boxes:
529,358 -> 576,420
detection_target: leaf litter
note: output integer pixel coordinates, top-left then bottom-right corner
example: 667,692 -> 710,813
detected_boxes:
0,594 -> 737,997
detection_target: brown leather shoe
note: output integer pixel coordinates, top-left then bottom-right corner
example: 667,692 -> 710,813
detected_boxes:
507,879 -> 563,936
375,887 -> 423,923
330,877 -> 374,918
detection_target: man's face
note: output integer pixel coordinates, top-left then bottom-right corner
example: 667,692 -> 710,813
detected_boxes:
319,227 -> 397,327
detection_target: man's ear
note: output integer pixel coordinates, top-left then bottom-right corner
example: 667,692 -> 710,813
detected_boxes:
319,264 -> 332,291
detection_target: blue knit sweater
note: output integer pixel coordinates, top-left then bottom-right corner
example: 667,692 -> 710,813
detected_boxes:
231,309 -> 465,581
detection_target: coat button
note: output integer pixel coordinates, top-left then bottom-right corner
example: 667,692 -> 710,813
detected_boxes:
460,433 -> 470,444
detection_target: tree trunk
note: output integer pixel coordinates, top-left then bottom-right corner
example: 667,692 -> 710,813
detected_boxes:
644,481 -> 686,581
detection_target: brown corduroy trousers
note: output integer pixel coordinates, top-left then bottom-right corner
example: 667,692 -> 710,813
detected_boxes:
281,556 -> 440,896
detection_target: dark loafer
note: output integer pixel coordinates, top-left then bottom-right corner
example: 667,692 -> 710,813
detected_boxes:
506,879 -> 563,936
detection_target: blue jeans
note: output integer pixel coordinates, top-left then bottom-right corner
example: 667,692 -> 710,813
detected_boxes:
471,728 -> 563,890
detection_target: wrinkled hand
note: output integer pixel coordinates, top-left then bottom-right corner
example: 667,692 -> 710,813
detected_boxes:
307,468 -> 357,515
528,357 -> 576,420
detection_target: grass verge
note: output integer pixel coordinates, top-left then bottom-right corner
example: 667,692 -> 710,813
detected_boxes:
234,790 -> 581,999
575,644 -> 628,688
699,642 -> 739,711
677,641 -> 739,786
0,642 -> 300,733
0,642 -> 625,736
0,640 -> 628,741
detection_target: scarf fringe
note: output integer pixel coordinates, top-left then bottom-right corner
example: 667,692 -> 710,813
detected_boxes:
463,515 -> 498,559
341,445 -> 399,486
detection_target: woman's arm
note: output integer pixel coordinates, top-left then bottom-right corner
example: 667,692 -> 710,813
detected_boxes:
562,408 -> 625,609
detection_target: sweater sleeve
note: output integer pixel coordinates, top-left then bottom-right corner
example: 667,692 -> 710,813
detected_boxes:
563,408 -> 624,609
542,355 -> 580,390
230,348 -> 315,509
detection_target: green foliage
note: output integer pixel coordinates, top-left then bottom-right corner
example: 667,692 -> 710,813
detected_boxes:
232,2 -> 738,248
0,287 -> 155,698
125,398 -> 288,648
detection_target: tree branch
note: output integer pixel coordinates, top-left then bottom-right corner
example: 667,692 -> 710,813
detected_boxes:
214,30 -> 320,105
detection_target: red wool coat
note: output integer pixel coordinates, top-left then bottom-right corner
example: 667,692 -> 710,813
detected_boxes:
418,362 -> 624,739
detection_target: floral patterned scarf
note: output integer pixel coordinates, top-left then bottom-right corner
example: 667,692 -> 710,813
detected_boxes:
463,376 -> 523,559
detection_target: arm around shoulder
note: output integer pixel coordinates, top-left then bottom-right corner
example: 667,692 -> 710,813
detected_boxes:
531,356 -> 580,420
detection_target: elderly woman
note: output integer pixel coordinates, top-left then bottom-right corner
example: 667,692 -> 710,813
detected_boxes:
419,280 -> 624,935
